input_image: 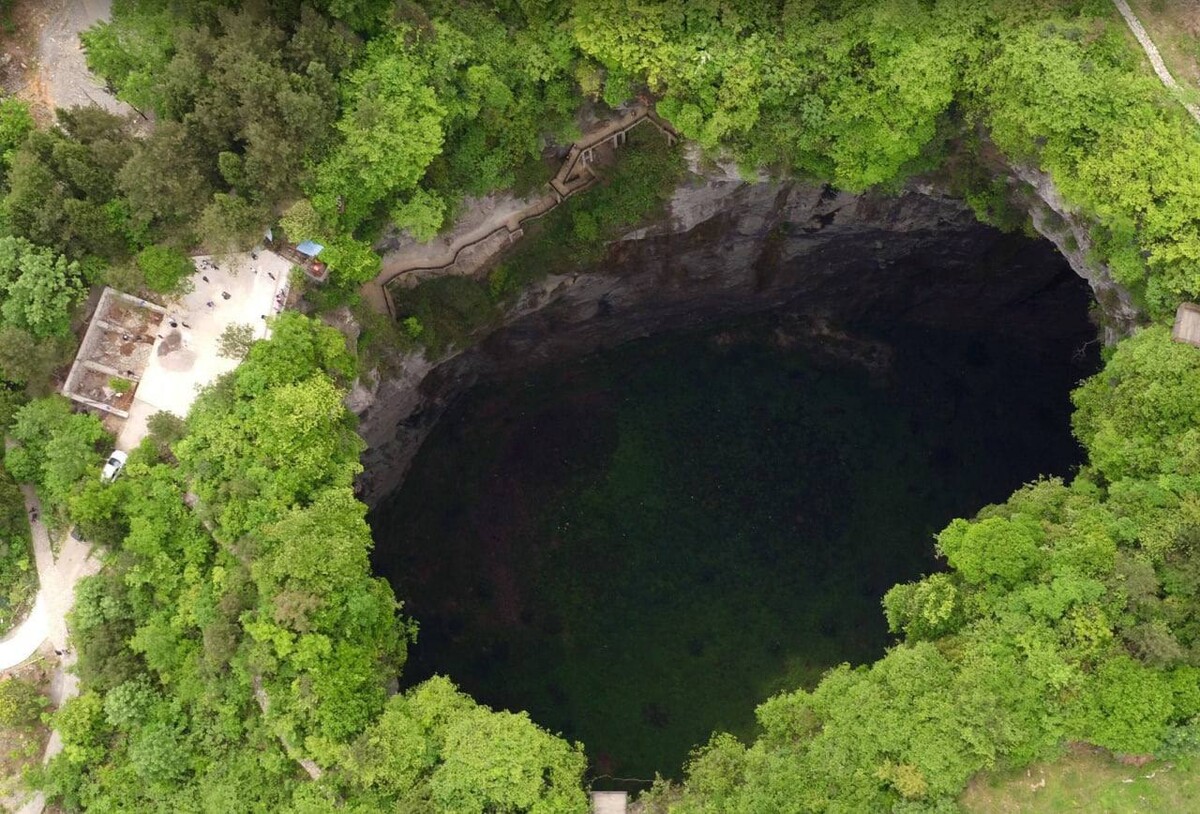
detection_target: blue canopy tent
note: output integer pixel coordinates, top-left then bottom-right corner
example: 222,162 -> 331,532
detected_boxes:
296,240 -> 325,258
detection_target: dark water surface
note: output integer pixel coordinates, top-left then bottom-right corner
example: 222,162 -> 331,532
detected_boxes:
369,312 -> 1097,784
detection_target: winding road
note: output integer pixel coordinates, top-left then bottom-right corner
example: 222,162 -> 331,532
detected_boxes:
0,492 -> 98,674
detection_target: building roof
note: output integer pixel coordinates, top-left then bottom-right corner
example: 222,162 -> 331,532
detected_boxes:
296,240 -> 325,257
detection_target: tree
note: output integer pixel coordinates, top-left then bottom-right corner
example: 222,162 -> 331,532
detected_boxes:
198,193 -> 268,256
309,35 -> 446,231
4,121 -> 135,261
0,677 -> 46,728
118,121 -> 211,238
432,706 -> 588,813
1077,655 -> 1175,755
341,676 -> 588,812
7,397 -> 109,511
319,235 -> 380,288
279,199 -> 324,244
0,326 -> 73,393
391,188 -> 447,241
0,98 -> 34,170
1072,326 -> 1200,481
218,323 -> 256,359
883,573 -> 963,641
68,478 -> 129,548
0,237 -> 85,338
233,312 -> 355,395
936,515 -> 1043,587
136,245 -> 194,294
54,691 -> 111,767
145,411 -> 186,457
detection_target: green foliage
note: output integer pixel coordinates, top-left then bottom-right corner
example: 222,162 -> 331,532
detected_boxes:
1072,326 -> 1200,482
217,322 -> 255,360
391,188 -> 447,241
135,244 -> 193,294
0,465 -> 34,636
320,235 -> 381,288
1076,656 -> 1176,755
68,477 -> 129,548
340,676 -> 588,812
6,397 -> 109,514
0,677 -> 46,728
198,192 -> 269,255
279,199 -> 325,245
234,311 -> 356,395
389,276 -> 498,355
0,97 -> 33,170
118,121 -> 211,239
311,33 -> 446,233
0,328 -> 72,394
144,411 -> 186,463
4,108 -> 137,262
80,1 -> 176,113
937,514 -> 1044,587
884,573 -> 963,640
0,237 -> 84,338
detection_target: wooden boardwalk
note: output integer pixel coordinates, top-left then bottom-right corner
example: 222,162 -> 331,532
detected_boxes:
365,105 -> 680,318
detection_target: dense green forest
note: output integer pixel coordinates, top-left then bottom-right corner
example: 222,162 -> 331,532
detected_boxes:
0,0 -> 1197,811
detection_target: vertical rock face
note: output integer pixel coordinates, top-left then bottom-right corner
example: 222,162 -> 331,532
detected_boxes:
355,159 -> 1122,506
1005,164 -> 1143,343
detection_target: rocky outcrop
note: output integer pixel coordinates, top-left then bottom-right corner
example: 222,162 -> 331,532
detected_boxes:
1006,164 -> 1143,343
353,151 -> 1116,507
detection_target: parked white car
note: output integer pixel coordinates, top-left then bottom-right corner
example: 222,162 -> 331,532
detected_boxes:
101,450 -> 127,483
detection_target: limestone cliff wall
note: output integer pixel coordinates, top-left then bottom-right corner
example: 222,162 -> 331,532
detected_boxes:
353,154 -> 1121,507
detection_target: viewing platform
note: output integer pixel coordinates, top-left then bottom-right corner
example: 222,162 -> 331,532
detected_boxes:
591,790 -> 628,814
1171,302 -> 1200,347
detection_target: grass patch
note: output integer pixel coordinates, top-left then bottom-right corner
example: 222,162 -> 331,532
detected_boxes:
0,662 -> 52,802
1126,0 -> 1200,90
961,746 -> 1200,813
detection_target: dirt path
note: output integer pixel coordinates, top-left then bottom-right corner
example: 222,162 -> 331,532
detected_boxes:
1112,0 -> 1200,124
35,0 -> 131,116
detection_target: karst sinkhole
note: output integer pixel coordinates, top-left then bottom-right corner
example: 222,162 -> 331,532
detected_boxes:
367,223 -> 1101,789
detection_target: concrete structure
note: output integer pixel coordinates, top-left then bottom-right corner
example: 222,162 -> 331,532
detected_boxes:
591,791 -> 628,814
1172,302 -> 1200,347
62,288 -> 166,419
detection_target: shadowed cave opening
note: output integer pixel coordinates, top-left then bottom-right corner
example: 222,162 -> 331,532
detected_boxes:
368,227 -> 1101,788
